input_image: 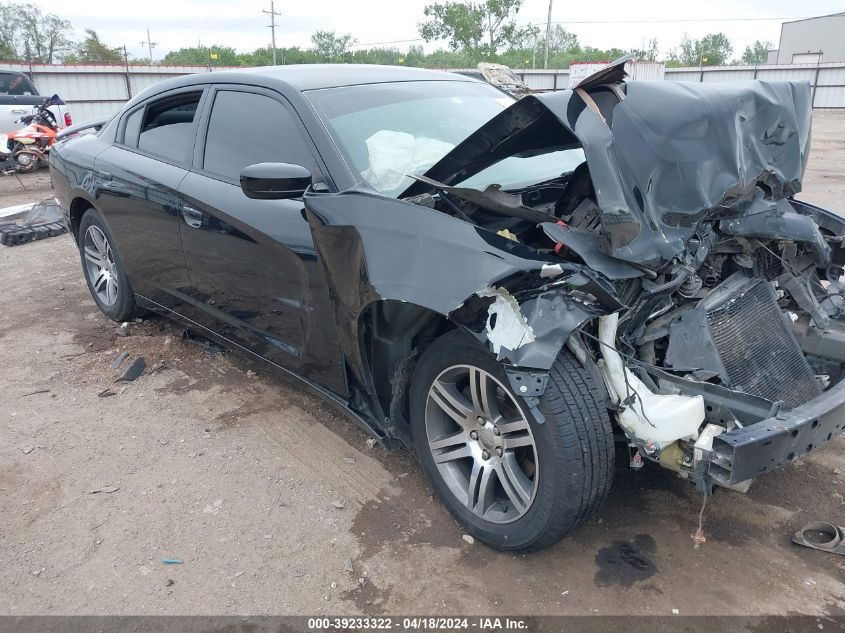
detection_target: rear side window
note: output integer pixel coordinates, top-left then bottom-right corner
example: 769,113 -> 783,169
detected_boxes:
137,91 -> 202,164
203,90 -> 315,183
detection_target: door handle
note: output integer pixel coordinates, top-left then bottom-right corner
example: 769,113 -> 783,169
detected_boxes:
11,109 -> 26,114
181,205 -> 203,229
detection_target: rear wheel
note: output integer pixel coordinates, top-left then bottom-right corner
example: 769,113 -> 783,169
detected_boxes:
78,208 -> 137,322
410,330 -> 614,551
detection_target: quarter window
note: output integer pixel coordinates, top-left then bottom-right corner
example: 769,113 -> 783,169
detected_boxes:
137,91 -> 202,164
122,108 -> 143,147
203,90 -> 315,183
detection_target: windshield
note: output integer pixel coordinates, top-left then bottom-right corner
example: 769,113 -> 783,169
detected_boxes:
306,80 -> 584,197
0,72 -> 37,96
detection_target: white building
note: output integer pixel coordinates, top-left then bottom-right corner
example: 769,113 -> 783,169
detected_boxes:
769,12 -> 845,65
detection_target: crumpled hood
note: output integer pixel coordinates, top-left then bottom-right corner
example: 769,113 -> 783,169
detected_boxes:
404,74 -> 812,266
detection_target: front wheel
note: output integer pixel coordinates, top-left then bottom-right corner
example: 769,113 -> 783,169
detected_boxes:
409,330 -> 614,552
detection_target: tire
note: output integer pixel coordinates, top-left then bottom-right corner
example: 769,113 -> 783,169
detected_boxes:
11,145 -> 40,173
78,207 -> 138,322
409,330 -> 614,552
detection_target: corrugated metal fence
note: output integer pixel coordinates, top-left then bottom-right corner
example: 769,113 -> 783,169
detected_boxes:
517,62 -> 845,108
2,60 -> 844,123
0,62 -> 220,122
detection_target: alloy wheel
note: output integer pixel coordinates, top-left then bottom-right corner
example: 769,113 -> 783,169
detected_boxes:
83,225 -> 119,307
424,364 -> 539,524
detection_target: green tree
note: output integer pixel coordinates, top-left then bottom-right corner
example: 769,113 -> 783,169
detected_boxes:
0,2 -> 75,63
65,29 -> 124,64
162,45 -> 243,66
547,25 -> 578,54
418,0 -> 530,58
310,30 -> 356,61
629,38 -> 658,61
678,32 -> 733,66
741,40 -> 773,65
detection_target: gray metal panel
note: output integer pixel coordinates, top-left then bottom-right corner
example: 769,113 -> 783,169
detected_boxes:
814,86 -> 845,108
664,70 -> 701,82
818,66 -> 845,86
756,67 -> 818,82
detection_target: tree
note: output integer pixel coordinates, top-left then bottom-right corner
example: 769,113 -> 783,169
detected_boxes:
629,38 -> 658,62
310,31 -> 356,61
418,0 -> 530,58
66,29 -> 123,64
162,45 -> 243,66
18,4 -> 74,63
678,32 -> 733,66
0,2 -> 74,63
547,25 -> 578,54
741,40 -> 773,65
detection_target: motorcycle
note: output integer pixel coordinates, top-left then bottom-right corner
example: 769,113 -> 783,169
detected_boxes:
0,94 -> 64,174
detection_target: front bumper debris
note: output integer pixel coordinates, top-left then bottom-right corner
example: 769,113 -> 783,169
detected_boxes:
708,377 -> 845,486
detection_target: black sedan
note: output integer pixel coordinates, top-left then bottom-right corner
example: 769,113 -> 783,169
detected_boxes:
50,62 -> 845,551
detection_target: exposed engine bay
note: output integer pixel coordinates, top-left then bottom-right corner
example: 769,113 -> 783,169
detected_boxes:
399,59 -> 845,495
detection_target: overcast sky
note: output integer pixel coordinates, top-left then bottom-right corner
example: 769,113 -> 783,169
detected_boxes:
31,0 -> 845,63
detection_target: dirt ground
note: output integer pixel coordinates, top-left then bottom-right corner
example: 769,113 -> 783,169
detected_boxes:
1,112 -> 844,618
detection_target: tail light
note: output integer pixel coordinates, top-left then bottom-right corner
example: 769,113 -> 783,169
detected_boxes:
63,111 -> 72,127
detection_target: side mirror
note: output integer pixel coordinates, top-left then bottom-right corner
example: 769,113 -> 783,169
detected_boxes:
240,162 -> 312,200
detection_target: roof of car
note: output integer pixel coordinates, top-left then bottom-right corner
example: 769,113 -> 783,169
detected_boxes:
168,64 -> 477,93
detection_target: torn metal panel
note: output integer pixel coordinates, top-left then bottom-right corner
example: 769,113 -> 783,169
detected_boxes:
541,219 -> 644,280
720,196 -> 830,267
404,77 -> 813,267
410,174 -> 552,224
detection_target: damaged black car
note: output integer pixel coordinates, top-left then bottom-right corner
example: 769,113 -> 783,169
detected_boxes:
49,60 -> 845,551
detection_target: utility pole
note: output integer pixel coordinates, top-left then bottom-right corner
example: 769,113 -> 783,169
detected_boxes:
123,45 -> 132,99
141,29 -> 157,63
543,0 -> 553,69
263,1 -> 282,65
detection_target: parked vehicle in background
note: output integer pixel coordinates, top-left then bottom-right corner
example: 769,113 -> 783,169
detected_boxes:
0,94 -> 66,173
1,70 -> 72,133
452,62 -> 532,96
48,62 -> 845,552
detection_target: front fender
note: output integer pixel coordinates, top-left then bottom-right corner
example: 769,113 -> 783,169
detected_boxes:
304,189 -> 621,393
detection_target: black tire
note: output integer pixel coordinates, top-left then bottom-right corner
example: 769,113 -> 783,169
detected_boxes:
78,207 -> 138,322
410,330 -> 614,552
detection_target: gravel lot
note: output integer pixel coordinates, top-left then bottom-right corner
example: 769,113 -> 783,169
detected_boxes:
1,112 -> 844,617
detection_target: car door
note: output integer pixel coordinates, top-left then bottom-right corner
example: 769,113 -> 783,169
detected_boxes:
93,88 -> 207,309
177,86 -> 347,396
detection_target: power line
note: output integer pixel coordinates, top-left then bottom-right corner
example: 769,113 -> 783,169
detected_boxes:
346,13 -> 827,51
538,15 -> 820,25
348,37 -> 424,49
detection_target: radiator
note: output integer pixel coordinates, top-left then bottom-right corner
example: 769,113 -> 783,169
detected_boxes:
704,275 -> 821,408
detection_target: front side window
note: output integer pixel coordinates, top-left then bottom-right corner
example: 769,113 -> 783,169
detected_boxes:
203,90 -> 315,183
137,91 -> 202,164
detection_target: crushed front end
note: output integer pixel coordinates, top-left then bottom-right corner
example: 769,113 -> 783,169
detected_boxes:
399,60 -> 845,495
